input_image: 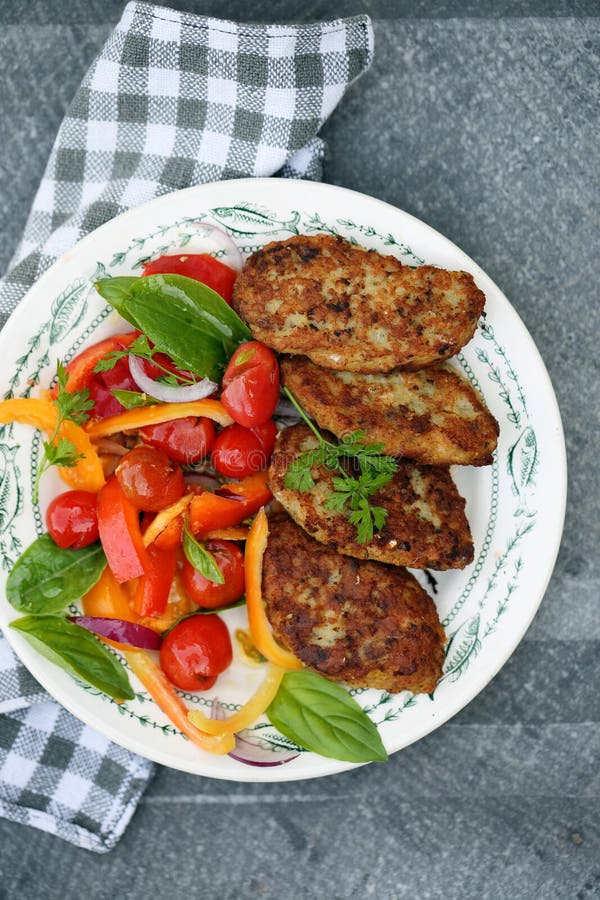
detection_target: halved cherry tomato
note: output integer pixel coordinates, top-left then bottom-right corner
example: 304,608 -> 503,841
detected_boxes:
182,539 -> 245,610
159,615 -> 233,691
97,477 -> 150,583
115,445 -> 184,511
189,471 -> 272,537
132,544 -> 177,617
221,341 -> 279,427
211,423 -> 270,478
140,417 -> 215,464
46,490 -> 99,550
142,254 -> 237,303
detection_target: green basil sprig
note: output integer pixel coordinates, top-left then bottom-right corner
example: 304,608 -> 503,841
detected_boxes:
95,273 -> 251,380
267,670 -> 388,763
6,535 -> 106,615
10,616 -> 134,700
182,522 -> 224,585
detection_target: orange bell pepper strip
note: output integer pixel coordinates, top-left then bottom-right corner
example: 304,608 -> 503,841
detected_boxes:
131,544 -> 177,617
85,399 -> 233,439
0,398 -> 105,492
97,476 -> 150,583
122,648 -> 235,755
142,494 -> 192,548
188,663 -> 284,735
245,508 -> 303,670
204,526 -> 249,541
189,470 -> 272,538
82,566 -> 142,650
50,331 -> 139,398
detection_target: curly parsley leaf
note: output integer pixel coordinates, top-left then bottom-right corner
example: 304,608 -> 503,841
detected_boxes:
282,388 -> 398,544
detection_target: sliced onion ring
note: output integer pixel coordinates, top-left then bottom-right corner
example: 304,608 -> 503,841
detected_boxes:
129,356 -> 217,404
162,223 -> 243,272
69,616 -> 162,650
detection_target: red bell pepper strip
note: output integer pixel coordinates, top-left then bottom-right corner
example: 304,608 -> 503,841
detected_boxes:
132,544 -> 177,617
189,470 -> 272,537
97,476 -> 150,583
50,331 -> 140,398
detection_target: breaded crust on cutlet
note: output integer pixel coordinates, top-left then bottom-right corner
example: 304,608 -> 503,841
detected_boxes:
263,516 -> 446,694
281,356 -> 499,467
231,234 -> 485,372
268,424 -> 474,570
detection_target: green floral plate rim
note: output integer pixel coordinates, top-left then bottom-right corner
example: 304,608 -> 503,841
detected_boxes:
0,179 -> 567,782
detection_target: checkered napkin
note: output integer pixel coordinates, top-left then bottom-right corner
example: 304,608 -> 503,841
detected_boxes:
0,1 -> 373,852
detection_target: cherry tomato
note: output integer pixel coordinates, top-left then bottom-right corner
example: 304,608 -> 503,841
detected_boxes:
139,417 -> 215,465
46,490 -> 99,550
221,341 -> 280,427
160,614 -> 233,691
211,424 -> 269,478
182,540 -> 245,609
142,254 -> 237,303
115,445 -> 185,511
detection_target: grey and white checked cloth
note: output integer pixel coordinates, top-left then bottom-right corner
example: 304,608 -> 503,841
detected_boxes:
0,1 -> 373,851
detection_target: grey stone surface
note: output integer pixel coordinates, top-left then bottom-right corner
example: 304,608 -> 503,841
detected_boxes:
0,3 -> 598,899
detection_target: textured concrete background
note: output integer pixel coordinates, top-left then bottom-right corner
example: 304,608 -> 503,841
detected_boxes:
0,2 -> 599,899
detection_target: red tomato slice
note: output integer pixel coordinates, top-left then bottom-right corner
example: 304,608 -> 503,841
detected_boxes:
142,254 -> 237,303
139,416 -> 215,464
46,490 -> 99,550
220,341 -> 280,428
51,332 -> 140,399
159,615 -> 233,691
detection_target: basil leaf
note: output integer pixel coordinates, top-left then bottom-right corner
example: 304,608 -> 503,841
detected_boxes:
10,615 -> 134,700
267,670 -> 388,763
121,274 -> 251,379
94,277 -> 139,323
6,535 -> 107,615
182,524 -> 225,584
111,389 -> 156,410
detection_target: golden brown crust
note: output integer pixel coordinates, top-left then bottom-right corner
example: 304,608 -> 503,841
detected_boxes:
263,516 -> 446,694
232,234 -> 485,372
268,424 -> 474,570
281,356 -> 499,466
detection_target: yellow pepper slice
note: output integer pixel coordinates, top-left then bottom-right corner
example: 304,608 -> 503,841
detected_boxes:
142,494 -> 192,548
85,398 -> 233,439
0,398 -> 105,492
123,648 -> 235,755
188,663 -> 284,734
245,507 -> 303,670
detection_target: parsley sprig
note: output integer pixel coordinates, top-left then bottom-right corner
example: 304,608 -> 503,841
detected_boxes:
282,388 -> 398,543
93,334 -> 197,386
32,362 -> 94,503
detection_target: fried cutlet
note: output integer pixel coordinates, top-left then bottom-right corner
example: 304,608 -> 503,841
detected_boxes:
232,234 -> 485,372
263,515 -> 446,694
281,356 -> 499,466
268,424 -> 474,570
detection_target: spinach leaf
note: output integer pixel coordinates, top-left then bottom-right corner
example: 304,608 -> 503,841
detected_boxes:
267,669 -> 388,763
6,535 -> 106,615
182,522 -> 225,584
10,615 -> 134,700
94,276 -> 139,323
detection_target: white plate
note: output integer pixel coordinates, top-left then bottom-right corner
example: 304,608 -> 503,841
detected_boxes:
0,178 -> 566,781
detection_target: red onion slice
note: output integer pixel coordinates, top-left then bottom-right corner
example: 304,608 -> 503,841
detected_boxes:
129,356 -> 217,404
210,698 -> 298,767
69,616 -> 161,650
229,731 -> 300,768
163,223 -> 243,272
